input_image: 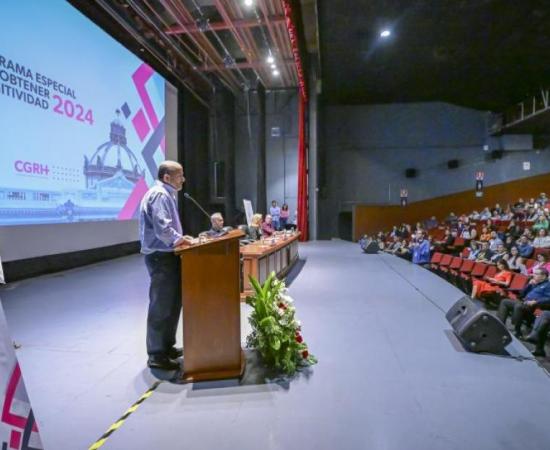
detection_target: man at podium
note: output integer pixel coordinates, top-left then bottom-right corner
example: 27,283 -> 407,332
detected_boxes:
139,161 -> 194,371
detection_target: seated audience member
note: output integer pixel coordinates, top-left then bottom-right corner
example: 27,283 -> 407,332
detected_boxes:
486,219 -> 497,231
532,215 -> 549,232
505,220 -> 522,239
204,212 -> 226,237
537,192 -> 548,206
533,228 -> 550,248
280,203 -> 290,229
478,226 -> 491,242
469,210 -> 480,220
476,241 -> 494,263
479,207 -> 491,220
517,236 -> 534,258
396,240 -> 412,260
525,311 -> 550,357
384,236 -> 402,254
514,198 -> 525,210
504,247 -> 528,274
488,231 -> 503,251
248,213 -> 263,240
425,216 -> 438,230
261,214 -> 275,237
500,206 -> 513,220
528,207 -> 540,222
411,233 -> 430,265
445,212 -> 457,225
527,253 -> 550,276
489,243 -> 508,264
471,260 -> 512,302
492,203 -> 503,215
467,241 -> 481,260
504,235 -> 515,251
460,225 -> 474,240
497,268 -> 550,338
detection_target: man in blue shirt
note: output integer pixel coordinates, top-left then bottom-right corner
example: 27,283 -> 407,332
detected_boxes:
516,236 -> 534,259
412,233 -> 430,265
140,161 -> 194,371
497,268 -> 550,339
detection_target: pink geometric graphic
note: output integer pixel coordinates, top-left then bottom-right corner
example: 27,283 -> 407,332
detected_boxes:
132,64 -> 159,128
132,109 -> 151,142
1,363 -> 42,449
118,177 -> 149,220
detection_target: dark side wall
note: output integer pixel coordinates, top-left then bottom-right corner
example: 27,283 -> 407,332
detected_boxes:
318,101 -> 550,239
234,89 -> 299,218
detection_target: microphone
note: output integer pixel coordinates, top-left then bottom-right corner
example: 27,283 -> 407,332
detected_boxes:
183,192 -> 211,221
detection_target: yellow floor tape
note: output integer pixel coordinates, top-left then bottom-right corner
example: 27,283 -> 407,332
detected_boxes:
88,381 -> 163,450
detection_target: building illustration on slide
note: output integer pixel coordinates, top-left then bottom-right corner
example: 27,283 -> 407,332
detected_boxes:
0,112 -> 145,225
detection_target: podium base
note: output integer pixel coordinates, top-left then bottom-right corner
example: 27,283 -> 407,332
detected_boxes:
180,350 -> 246,383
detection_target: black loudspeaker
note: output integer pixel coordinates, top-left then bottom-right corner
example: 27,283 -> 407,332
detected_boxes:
447,159 -> 459,169
405,168 -> 417,178
446,296 -> 512,353
361,239 -> 380,254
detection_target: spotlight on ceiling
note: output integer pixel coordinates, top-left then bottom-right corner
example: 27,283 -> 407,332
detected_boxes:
266,55 -> 274,65
380,29 -> 391,38
270,63 -> 276,69
272,69 -> 280,77
244,0 -> 254,7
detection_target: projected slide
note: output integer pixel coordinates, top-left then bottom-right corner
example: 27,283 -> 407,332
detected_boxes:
0,1 -> 166,225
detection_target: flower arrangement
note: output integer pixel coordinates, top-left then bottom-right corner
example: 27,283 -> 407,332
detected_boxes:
245,272 -> 317,375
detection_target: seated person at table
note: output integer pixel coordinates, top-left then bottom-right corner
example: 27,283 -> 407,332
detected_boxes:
471,260 -> 512,302
261,214 -> 275,237
204,212 -> 226,237
498,268 -> 550,338
248,213 -> 263,241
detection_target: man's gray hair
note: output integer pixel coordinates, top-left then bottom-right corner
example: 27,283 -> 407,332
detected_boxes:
211,212 -> 223,221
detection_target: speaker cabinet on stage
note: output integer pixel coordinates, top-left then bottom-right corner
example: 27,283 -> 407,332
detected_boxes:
361,239 -> 380,254
446,296 -> 512,353
175,229 -> 246,382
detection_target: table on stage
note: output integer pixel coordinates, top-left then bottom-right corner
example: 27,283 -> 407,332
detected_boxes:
240,231 -> 301,299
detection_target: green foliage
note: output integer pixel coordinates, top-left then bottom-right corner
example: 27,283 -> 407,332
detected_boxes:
245,272 -> 317,375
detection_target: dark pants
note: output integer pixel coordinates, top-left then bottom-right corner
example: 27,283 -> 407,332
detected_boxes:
144,252 -> 182,357
530,311 -> 550,351
498,299 -> 535,334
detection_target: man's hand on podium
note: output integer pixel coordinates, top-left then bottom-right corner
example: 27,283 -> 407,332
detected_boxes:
175,235 -> 196,247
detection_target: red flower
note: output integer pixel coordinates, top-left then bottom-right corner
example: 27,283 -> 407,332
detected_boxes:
295,334 -> 303,343
278,303 -> 287,310
302,350 -> 309,359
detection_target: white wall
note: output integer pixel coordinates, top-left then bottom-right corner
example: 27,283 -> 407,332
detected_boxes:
0,82 -> 178,262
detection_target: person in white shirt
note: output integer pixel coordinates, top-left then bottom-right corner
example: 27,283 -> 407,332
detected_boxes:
533,228 -> 550,249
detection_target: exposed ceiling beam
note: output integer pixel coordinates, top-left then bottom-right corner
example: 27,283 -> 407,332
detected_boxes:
199,58 -> 294,72
165,15 -> 285,35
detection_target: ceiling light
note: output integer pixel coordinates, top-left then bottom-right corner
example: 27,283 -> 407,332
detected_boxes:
380,29 -> 391,38
270,63 -> 276,69
272,69 -> 280,77
266,55 -> 274,65
244,0 -> 254,7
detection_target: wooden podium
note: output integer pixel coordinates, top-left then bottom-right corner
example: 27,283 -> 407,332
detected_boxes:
174,229 -> 245,382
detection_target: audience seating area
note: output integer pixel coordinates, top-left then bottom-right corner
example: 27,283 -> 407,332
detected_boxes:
361,194 -> 550,358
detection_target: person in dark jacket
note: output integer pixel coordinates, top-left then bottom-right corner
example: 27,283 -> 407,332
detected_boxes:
497,268 -> 550,338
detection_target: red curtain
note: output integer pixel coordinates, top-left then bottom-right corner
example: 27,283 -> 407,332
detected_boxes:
297,93 -> 308,241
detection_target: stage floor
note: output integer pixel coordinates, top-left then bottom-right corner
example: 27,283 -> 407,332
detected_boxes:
2,240 -> 550,450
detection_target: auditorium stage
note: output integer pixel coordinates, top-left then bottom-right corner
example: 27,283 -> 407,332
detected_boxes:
2,240 -> 550,450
